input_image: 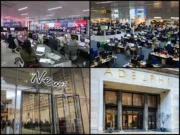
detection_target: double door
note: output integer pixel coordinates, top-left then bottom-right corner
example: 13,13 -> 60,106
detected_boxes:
148,111 -> 156,129
21,91 -> 84,134
105,107 -> 117,130
122,109 -> 143,129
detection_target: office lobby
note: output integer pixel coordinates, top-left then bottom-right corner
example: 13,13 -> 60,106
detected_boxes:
1,68 -> 89,134
91,68 -> 179,134
90,1 -> 179,67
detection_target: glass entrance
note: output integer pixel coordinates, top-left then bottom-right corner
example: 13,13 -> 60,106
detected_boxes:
21,91 -> 51,134
105,108 -> 117,130
148,112 -> 156,129
54,94 -> 84,134
122,110 -> 143,129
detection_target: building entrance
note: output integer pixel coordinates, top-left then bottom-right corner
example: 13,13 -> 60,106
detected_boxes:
105,107 -> 117,130
122,109 -> 143,129
21,91 -> 84,134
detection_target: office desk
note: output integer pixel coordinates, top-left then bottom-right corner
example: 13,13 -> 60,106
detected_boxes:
91,56 -> 117,67
123,61 -> 162,67
33,44 -> 71,67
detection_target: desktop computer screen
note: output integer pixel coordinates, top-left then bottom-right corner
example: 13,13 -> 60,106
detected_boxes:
95,56 -> 100,62
10,28 -> 15,31
102,53 -> 107,59
85,39 -> 90,43
79,42 -> 85,46
71,34 -> 78,41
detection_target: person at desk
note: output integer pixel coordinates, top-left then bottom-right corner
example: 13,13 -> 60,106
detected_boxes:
8,34 -> 17,53
19,39 -> 39,67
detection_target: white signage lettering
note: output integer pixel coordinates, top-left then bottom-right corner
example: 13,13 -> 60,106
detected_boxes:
31,71 -> 67,88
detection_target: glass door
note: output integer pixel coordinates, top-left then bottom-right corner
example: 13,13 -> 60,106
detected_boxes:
122,110 -> 143,129
105,108 -> 117,130
21,91 -> 51,134
148,115 -> 156,129
54,94 -> 84,134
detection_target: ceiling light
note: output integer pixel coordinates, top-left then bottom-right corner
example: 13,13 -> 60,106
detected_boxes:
96,1 -> 112,4
171,17 -> 179,19
154,17 -> 161,19
46,14 -> 54,16
48,6 -> 62,11
21,13 -> 28,16
83,9 -> 89,12
4,16 -> 10,18
18,7 -> 28,11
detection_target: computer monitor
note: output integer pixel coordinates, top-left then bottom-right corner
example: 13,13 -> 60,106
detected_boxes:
10,28 -> 15,31
131,59 -> 138,66
102,53 -> 107,59
79,42 -> 85,46
108,51 -> 112,56
95,56 -> 100,62
71,34 -> 78,41
85,39 -> 90,43
99,51 -> 105,56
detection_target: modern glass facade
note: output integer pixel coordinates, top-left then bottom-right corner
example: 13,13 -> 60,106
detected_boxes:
1,68 -> 89,134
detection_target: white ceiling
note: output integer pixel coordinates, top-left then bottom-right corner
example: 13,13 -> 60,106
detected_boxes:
1,1 -> 89,21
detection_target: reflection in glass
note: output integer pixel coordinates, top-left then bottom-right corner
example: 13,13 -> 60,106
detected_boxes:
105,91 -> 117,105
122,93 -> 132,106
133,94 -> 144,106
148,95 -> 157,107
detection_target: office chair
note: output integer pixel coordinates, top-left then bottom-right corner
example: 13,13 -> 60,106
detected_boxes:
97,42 -> 101,50
93,50 -> 99,57
90,48 -> 94,55
152,57 -> 158,64
166,57 -> 173,67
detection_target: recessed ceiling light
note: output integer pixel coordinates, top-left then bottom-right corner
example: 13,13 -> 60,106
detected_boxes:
96,1 -> 112,4
18,7 -> 28,11
48,6 -> 62,11
21,13 -> 28,16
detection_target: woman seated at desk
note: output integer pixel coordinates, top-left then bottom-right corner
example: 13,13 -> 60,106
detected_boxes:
20,39 -> 39,67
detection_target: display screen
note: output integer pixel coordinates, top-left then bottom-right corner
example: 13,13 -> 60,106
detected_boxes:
10,28 -> 15,31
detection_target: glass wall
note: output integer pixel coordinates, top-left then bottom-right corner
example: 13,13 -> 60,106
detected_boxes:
1,68 -> 89,134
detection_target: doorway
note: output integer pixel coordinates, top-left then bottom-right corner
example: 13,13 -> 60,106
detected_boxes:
21,91 -> 51,134
54,94 -> 84,134
105,107 -> 117,130
21,92 -> 84,134
122,109 -> 143,129
148,111 -> 156,129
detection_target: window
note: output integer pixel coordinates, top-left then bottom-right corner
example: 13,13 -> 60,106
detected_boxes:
148,95 -> 157,108
122,93 -> 132,106
133,94 -> 144,106
105,91 -> 117,105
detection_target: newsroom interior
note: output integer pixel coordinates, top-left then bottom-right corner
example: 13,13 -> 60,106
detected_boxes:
1,1 -> 90,67
90,1 -> 179,67
1,68 -> 89,134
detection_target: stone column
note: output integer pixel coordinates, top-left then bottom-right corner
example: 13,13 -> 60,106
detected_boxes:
117,91 -> 122,131
143,93 -> 148,130
156,95 -> 160,129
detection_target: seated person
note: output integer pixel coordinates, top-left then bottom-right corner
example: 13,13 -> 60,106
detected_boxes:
19,39 -> 38,67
